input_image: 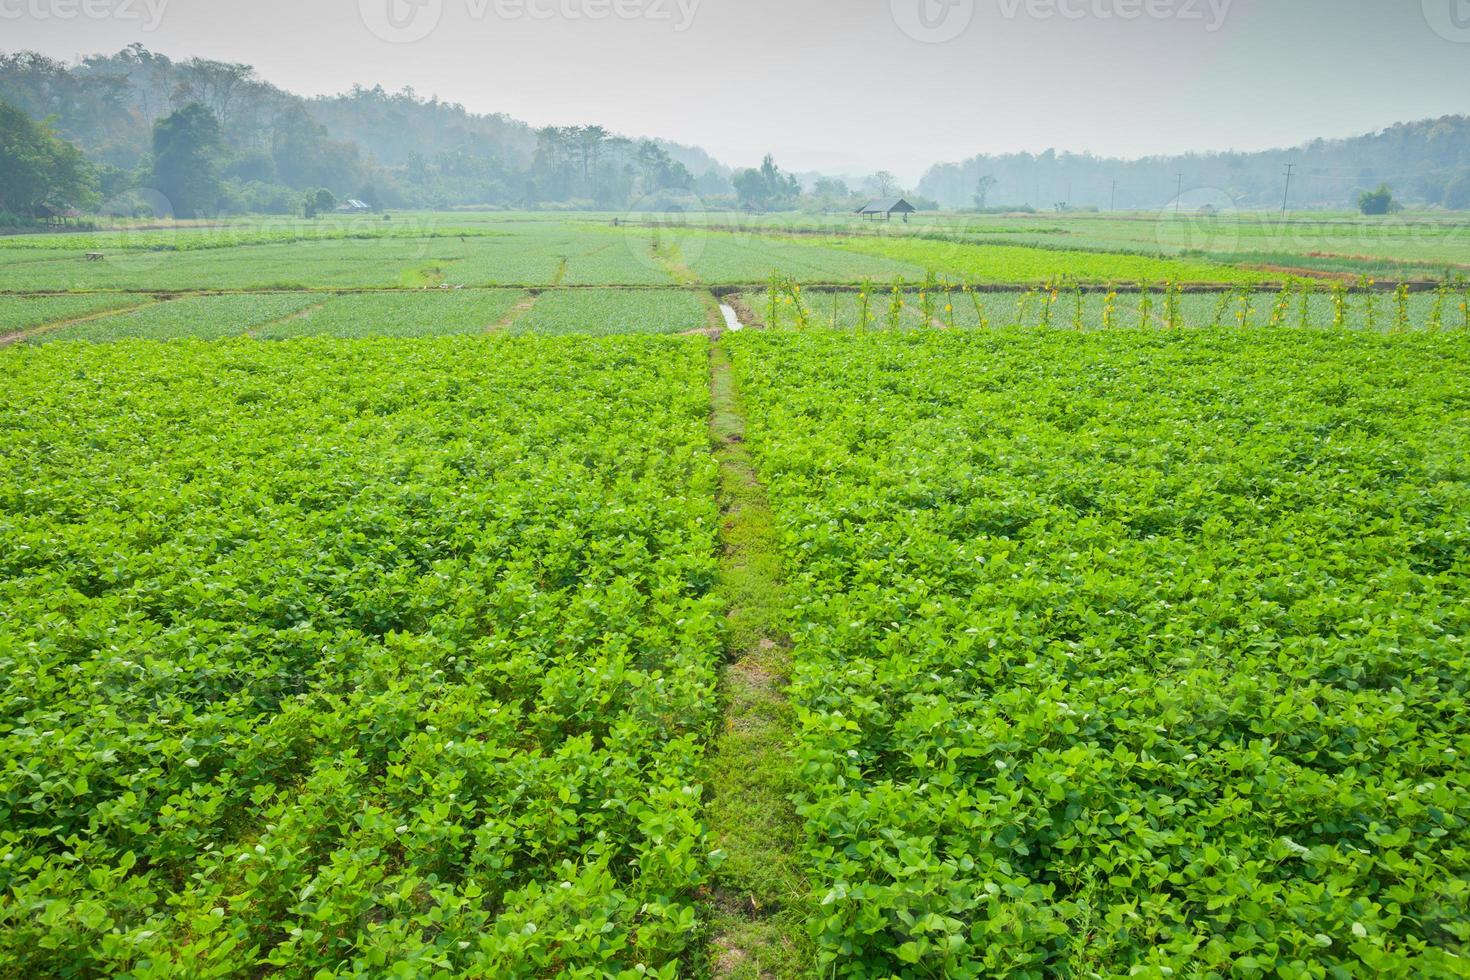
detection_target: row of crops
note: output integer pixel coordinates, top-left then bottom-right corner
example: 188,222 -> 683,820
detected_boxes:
6,288 -> 1467,345
755,277 -> 1470,333
0,337 -> 727,976
1,289 -> 713,343
0,221 -> 1297,293
725,330 -> 1470,976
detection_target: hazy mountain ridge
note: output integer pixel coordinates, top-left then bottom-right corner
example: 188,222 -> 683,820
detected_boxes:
920,116 -> 1470,211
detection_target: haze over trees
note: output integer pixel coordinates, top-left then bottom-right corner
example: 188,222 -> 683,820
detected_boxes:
3,44 -> 1469,218
0,45 -> 734,216
0,101 -> 96,219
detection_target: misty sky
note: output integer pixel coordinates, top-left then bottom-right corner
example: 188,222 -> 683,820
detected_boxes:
7,0 -> 1470,182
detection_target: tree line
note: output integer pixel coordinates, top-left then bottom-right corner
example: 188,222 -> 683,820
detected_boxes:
0,45 -> 744,220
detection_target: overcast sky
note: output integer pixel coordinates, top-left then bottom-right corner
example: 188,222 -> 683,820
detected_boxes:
7,0 -> 1470,182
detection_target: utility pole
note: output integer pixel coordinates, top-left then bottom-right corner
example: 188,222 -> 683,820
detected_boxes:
1110,179 -> 1117,212
1282,163 -> 1296,217
1175,174 -> 1184,214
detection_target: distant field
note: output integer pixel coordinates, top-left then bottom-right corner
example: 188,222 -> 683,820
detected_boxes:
4,211 -> 1466,296
258,290 -> 528,338
628,210 -> 1470,281
0,294 -> 153,338
37,294 -> 320,343
512,288 -> 711,335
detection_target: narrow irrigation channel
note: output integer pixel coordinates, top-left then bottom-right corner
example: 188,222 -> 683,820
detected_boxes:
699,337 -> 812,978
719,303 -> 745,333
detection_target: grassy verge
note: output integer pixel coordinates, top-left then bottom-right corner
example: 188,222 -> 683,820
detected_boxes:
700,339 -> 812,979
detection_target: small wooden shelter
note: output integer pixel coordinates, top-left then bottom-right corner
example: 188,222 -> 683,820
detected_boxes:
856,198 -> 917,222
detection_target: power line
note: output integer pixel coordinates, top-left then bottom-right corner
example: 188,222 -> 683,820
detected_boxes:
1282,163 -> 1296,216
1110,179 -> 1117,212
1176,174 -> 1184,214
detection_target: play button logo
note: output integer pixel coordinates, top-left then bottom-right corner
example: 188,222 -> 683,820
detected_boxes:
891,0 -> 975,43
1424,0 -> 1470,41
361,0 -> 444,43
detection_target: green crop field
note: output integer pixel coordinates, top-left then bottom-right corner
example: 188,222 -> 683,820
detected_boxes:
1,212 -> 1467,978
0,336 -> 723,976
512,288 -> 711,336
0,293 -> 153,338
34,294 -> 322,343
725,329 -> 1470,976
258,290 -> 528,338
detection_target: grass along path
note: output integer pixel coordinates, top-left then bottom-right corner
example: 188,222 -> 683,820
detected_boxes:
246,298 -> 329,338
487,291 -> 540,332
700,339 -> 813,979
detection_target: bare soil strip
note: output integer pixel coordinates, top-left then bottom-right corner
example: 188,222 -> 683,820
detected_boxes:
487,291 -> 540,333
699,339 -> 812,979
0,298 -> 164,347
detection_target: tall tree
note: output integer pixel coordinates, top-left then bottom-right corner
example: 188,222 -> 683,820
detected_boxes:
151,102 -> 222,216
0,99 -> 96,216
868,171 -> 899,198
733,154 -> 800,210
973,175 -> 997,209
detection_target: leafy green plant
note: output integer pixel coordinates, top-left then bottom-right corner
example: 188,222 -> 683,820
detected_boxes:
1430,281 -> 1448,332
1040,279 -> 1058,329
1016,289 -> 1036,327
1163,279 -> 1181,330
787,280 -> 812,331
918,271 -> 938,327
1269,280 -> 1294,328
1235,285 -> 1254,328
964,284 -> 989,331
887,277 -> 905,331
1332,280 -> 1349,330
1361,278 -> 1380,332
1212,289 -> 1236,329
